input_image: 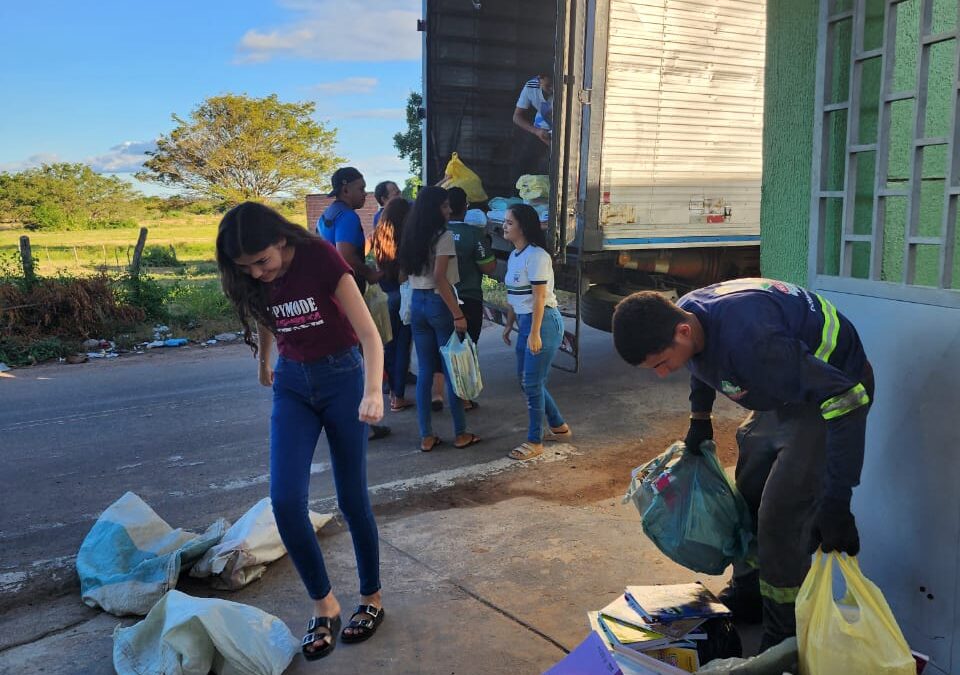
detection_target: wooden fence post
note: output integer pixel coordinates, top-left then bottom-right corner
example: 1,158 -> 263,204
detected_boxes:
19,235 -> 35,283
130,227 -> 148,276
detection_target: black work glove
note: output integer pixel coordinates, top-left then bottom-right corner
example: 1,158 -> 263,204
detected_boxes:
808,497 -> 860,556
683,417 -> 713,455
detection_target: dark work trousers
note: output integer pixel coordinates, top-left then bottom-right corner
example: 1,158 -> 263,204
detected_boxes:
732,366 -> 875,650
460,297 -> 484,346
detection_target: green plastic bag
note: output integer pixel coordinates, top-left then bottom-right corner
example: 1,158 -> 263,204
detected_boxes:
797,551 -> 914,675
439,332 -> 482,401
623,441 -> 753,575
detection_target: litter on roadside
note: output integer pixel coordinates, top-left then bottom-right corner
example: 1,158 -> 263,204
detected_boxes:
0,362 -> 11,372
113,590 -> 298,675
87,351 -> 119,359
190,497 -> 332,590
77,491 -> 227,616
214,332 -> 239,342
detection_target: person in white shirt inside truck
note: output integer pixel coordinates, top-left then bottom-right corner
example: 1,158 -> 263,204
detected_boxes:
512,68 -> 554,178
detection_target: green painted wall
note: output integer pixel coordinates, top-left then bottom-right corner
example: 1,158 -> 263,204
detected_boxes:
759,0 -> 819,285
761,0 -> 958,288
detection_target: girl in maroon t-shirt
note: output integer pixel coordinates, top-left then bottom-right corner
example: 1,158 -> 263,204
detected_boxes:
216,202 -> 386,660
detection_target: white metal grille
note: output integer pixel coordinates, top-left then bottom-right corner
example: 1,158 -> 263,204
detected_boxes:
810,0 -> 960,306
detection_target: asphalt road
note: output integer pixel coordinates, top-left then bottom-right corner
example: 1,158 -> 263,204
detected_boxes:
0,322 -> 716,609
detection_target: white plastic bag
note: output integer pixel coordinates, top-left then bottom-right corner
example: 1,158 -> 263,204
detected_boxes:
399,280 -> 413,326
440,332 -> 483,401
190,498 -> 332,590
113,590 -> 298,675
77,492 -> 227,616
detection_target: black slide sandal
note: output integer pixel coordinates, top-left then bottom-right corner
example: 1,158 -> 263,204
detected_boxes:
340,604 -> 385,644
302,615 -> 341,661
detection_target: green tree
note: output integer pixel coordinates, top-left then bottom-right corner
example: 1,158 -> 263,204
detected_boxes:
137,94 -> 343,203
0,163 -> 139,229
393,92 -> 423,177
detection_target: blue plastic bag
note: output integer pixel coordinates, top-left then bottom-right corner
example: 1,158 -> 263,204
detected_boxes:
439,332 -> 483,401
623,441 -> 753,575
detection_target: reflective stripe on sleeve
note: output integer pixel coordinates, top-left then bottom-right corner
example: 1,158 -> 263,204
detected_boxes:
760,578 -> 801,604
821,383 -> 871,420
814,293 -> 840,363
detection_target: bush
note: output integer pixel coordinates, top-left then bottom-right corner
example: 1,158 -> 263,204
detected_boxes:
0,336 -> 72,366
166,280 -> 233,323
117,273 -> 168,320
0,273 -> 145,344
27,202 -> 80,231
140,245 -> 181,268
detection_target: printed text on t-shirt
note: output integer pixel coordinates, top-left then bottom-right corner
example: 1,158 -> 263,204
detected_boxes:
271,297 -> 325,333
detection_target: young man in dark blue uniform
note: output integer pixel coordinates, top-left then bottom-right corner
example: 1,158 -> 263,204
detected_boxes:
611,278 -> 874,650
318,166 -> 390,441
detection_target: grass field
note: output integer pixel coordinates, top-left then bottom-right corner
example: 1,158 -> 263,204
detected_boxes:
0,210 -> 309,279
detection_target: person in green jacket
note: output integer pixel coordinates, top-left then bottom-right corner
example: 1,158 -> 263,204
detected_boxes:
445,187 -> 496,411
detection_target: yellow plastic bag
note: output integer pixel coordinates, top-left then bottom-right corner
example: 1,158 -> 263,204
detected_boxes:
516,174 -> 550,201
439,152 -> 488,202
363,283 -> 392,346
796,551 -> 914,675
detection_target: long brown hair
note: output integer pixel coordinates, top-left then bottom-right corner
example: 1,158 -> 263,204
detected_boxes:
372,198 -> 411,283
216,201 -> 317,356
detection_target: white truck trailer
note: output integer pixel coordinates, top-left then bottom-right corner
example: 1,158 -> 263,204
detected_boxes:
421,0 -> 766,370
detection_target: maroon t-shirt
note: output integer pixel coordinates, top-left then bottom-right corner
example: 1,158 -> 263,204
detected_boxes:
268,238 -> 358,362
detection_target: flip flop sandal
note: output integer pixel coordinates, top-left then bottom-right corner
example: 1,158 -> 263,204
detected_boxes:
420,435 -> 443,452
390,399 -> 414,412
509,442 -> 543,461
544,426 -> 573,442
341,604 -> 385,644
454,433 -> 482,449
368,425 -> 392,441
302,614 -> 341,661
431,399 -> 444,412
463,400 -> 480,412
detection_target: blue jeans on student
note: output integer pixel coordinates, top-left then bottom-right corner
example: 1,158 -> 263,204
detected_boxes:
410,289 -> 466,439
270,348 -> 380,599
384,286 -> 412,398
515,307 -> 566,443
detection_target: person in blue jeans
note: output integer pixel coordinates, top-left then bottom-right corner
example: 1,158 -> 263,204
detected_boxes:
216,202 -> 386,661
501,204 -> 572,460
398,186 -> 481,452
372,197 -> 414,411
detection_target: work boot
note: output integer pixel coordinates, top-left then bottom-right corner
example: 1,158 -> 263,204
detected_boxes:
718,570 -> 763,624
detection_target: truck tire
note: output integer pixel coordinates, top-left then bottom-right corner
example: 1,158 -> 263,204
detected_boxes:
580,285 -> 628,333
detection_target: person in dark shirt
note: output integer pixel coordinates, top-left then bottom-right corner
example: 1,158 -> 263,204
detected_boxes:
217,202 -> 386,660
372,180 -> 401,229
445,187 -> 496,411
612,278 -> 874,650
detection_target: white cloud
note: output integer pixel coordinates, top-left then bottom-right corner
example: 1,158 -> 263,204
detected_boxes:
237,0 -> 421,63
85,140 -> 156,173
0,153 -> 62,172
311,77 -> 379,95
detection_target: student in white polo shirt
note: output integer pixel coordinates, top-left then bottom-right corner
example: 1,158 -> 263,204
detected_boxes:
501,204 -> 571,461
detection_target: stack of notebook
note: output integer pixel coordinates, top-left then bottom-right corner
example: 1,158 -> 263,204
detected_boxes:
587,583 -> 731,673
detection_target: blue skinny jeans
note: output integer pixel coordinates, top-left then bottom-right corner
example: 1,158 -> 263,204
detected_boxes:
515,307 -> 566,443
384,286 -> 412,398
410,289 -> 466,439
270,348 -> 380,599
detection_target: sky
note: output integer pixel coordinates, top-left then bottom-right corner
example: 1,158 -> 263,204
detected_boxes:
0,0 -> 422,196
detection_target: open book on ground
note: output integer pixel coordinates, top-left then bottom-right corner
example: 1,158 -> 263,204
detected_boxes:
624,583 -> 730,625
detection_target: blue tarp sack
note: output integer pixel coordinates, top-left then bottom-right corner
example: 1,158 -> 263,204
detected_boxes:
623,441 -> 753,575
439,332 -> 483,401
